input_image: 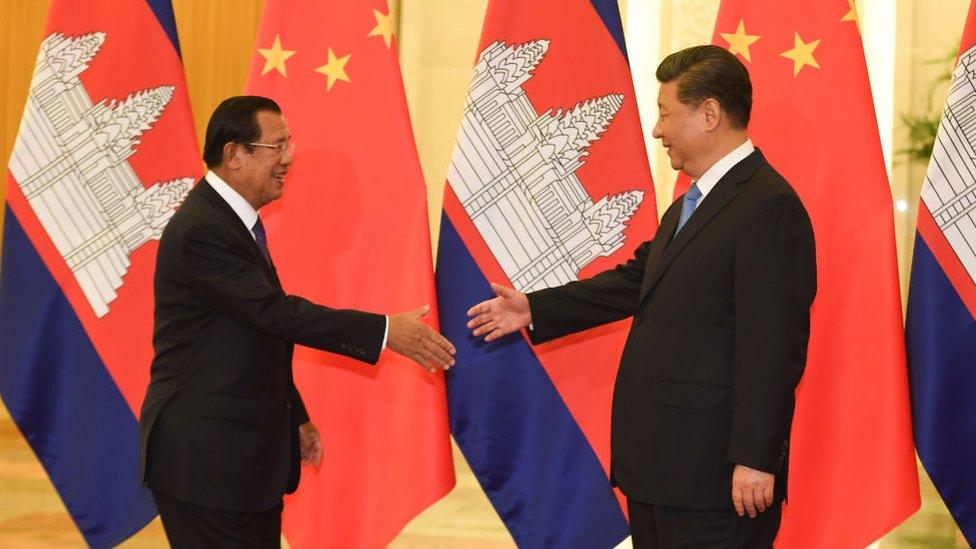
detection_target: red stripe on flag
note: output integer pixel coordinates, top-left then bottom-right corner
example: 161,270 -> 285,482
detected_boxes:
917,204 -> 976,323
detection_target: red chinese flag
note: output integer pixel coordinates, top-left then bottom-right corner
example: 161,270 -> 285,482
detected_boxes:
244,1 -> 454,546
709,1 -> 920,546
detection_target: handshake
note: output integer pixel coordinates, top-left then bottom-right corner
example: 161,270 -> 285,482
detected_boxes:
388,283 -> 530,374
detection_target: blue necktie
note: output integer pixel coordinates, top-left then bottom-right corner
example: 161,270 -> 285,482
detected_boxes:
675,182 -> 702,234
252,217 -> 272,265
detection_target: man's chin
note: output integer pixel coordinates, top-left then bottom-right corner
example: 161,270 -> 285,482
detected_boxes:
665,150 -> 681,171
265,186 -> 284,204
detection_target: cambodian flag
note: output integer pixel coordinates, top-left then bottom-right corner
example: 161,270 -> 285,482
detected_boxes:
0,1 -> 199,546
436,0 -> 657,546
907,1 -> 976,544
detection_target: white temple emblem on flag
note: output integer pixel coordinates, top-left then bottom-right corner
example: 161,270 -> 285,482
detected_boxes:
8,32 -> 193,318
448,40 -> 645,292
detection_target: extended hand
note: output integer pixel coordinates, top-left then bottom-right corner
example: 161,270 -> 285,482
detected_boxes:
388,305 -> 456,373
299,422 -> 322,467
731,464 -> 775,518
466,283 -> 531,342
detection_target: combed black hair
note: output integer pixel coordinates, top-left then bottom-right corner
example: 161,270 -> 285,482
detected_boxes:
202,96 -> 281,168
656,45 -> 752,129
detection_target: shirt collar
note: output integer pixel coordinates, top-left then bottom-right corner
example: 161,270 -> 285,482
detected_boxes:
693,138 -> 755,202
206,169 -> 259,233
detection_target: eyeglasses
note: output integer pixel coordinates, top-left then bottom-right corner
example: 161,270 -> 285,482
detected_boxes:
243,141 -> 296,156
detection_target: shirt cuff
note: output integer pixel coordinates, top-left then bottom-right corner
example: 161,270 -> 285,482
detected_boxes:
381,316 -> 389,350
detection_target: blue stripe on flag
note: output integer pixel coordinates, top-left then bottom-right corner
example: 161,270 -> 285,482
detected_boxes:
0,209 -> 157,548
438,215 -> 630,548
143,0 -> 181,56
906,235 -> 976,546
588,0 -> 628,59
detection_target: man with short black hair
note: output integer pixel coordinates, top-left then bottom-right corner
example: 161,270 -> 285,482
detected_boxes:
139,95 -> 455,547
467,45 -> 816,547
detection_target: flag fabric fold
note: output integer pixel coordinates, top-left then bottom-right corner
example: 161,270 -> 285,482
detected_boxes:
244,1 -> 454,547
0,0 -> 200,545
907,1 -> 976,544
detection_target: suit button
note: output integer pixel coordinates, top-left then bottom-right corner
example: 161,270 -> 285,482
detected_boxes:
286,402 -> 292,411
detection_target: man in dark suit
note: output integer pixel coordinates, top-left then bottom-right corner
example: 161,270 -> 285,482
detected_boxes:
466,46 -> 816,548
140,96 -> 456,548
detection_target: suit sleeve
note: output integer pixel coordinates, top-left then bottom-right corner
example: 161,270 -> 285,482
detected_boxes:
726,192 -> 817,473
181,221 -> 387,364
526,239 -> 652,344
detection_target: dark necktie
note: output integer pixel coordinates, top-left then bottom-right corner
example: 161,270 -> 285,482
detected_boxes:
251,217 -> 272,266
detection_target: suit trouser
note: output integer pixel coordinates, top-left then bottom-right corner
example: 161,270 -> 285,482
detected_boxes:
152,490 -> 282,549
627,498 -> 781,549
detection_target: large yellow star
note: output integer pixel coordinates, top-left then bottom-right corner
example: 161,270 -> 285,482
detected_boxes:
314,48 -> 351,91
257,35 -> 296,77
841,0 -> 860,29
780,32 -> 821,77
719,19 -> 761,63
368,0 -> 396,48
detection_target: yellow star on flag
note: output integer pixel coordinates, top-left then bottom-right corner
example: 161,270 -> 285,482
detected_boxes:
780,32 -> 821,77
841,0 -> 860,29
368,0 -> 396,48
257,35 -> 297,77
314,48 -> 352,91
720,19 -> 761,63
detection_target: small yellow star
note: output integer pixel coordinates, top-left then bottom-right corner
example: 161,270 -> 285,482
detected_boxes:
780,32 -> 821,77
314,48 -> 351,91
719,19 -> 761,63
368,0 -> 396,48
841,0 -> 860,29
257,35 -> 296,77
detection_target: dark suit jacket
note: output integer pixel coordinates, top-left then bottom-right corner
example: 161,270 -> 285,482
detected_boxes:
527,149 -> 816,510
139,178 -> 386,513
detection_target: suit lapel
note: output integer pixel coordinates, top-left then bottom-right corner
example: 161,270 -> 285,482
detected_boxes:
639,201 -> 681,299
638,149 -> 766,303
196,179 -> 282,286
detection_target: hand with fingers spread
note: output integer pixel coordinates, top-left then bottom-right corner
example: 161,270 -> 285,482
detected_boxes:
731,464 -> 775,518
466,283 -> 532,342
387,305 -> 456,373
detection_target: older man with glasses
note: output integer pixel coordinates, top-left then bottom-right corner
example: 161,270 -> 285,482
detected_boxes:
138,95 -> 455,547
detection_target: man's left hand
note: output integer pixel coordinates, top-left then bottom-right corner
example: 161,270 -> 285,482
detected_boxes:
731,464 -> 774,518
299,422 -> 323,467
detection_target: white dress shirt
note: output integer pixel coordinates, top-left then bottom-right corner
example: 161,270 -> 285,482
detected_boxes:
206,170 -> 259,239
690,139 -> 755,210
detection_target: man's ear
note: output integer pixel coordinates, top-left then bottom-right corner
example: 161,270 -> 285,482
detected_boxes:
223,142 -> 242,169
701,98 -> 721,131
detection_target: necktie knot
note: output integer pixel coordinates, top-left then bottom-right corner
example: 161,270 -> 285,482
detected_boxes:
675,182 -> 702,234
252,217 -> 271,265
